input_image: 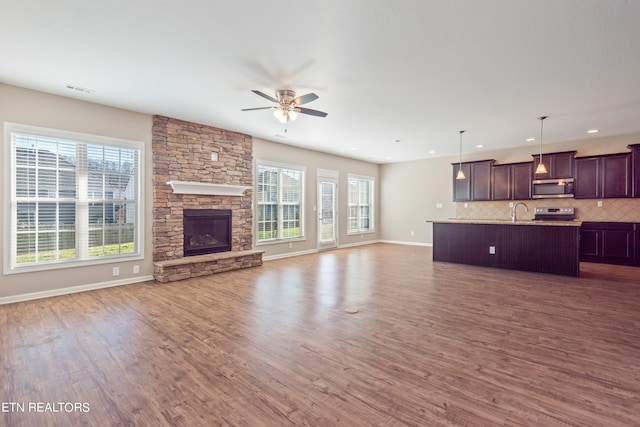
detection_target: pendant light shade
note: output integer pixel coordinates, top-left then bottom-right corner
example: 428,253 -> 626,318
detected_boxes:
535,116 -> 548,174
456,130 -> 466,180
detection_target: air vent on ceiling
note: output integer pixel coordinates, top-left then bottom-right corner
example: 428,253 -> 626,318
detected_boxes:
65,84 -> 94,94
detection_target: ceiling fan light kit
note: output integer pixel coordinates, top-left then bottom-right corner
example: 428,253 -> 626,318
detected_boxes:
242,89 -> 328,124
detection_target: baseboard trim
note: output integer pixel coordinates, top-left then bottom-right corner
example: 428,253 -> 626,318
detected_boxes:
337,240 -> 380,249
263,249 -> 319,261
378,240 -> 432,247
263,240 -> 430,261
0,275 -> 155,305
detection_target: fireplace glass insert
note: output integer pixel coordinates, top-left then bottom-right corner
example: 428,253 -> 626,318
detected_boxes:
183,209 -> 232,256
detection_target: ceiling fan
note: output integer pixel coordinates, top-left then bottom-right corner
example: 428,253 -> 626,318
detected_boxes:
242,89 -> 328,123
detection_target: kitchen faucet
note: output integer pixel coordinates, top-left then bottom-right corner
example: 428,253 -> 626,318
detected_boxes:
511,202 -> 529,223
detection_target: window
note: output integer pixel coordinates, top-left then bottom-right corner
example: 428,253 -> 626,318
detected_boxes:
348,175 -> 374,233
5,123 -> 143,273
256,161 -> 305,243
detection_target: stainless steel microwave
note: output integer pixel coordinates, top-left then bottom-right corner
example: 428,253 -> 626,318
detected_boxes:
532,178 -> 574,199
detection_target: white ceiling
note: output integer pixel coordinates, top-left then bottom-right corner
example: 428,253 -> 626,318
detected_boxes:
2,1 -> 640,164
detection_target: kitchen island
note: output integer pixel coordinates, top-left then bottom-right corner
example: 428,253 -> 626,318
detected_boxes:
430,219 -> 582,277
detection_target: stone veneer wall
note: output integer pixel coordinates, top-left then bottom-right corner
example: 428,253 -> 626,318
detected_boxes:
152,115 -> 254,262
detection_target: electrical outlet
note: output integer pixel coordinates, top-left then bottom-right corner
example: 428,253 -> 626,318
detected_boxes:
436,203 -> 443,209
112,267 -> 120,276
597,200 -> 603,207
288,242 -> 293,249
509,202 -> 514,208
489,246 -> 496,254
211,152 -> 218,161
464,203 -> 469,208
133,265 -> 140,274
411,230 -> 415,236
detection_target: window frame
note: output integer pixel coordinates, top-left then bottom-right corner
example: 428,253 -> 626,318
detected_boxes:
4,122 -> 144,275
255,160 -> 306,245
347,174 -> 375,235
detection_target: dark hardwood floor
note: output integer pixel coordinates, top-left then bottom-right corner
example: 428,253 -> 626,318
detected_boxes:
1,243 -> 639,426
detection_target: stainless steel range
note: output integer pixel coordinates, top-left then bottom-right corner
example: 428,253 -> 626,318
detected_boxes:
533,207 -> 575,221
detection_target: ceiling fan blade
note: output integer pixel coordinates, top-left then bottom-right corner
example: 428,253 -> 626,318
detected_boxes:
297,107 -> 328,118
241,106 -> 274,111
251,90 -> 278,103
293,92 -> 319,105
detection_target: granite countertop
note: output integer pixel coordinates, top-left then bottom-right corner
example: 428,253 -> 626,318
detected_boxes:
426,218 -> 582,227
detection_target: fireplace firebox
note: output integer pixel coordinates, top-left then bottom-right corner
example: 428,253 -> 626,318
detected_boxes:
183,209 -> 232,256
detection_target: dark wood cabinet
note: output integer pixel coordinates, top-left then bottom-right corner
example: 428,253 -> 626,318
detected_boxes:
491,164 -> 511,200
512,162 -> 533,200
471,160 -> 492,201
630,144 -> 640,198
433,222 -> 580,276
491,162 -> 532,200
574,153 -> 631,199
452,163 -> 472,201
574,157 -> 599,199
452,160 -> 494,201
532,151 -> 575,179
580,222 -> 636,265
433,223 -> 497,268
453,147 -> 638,201
602,154 -> 632,198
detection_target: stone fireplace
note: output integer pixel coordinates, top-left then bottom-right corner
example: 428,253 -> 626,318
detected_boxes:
151,115 -> 263,282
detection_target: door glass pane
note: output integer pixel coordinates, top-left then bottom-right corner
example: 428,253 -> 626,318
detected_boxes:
321,182 -> 335,241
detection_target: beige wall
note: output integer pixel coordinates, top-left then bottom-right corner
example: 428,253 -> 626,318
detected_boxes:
0,83 -> 380,299
380,158 -> 456,245
380,132 -> 640,245
0,83 -> 154,300
253,138 -> 380,259
3,81 -> 638,299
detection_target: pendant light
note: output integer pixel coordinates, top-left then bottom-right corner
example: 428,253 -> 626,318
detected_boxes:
535,116 -> 548,174
456,130 -> 466,180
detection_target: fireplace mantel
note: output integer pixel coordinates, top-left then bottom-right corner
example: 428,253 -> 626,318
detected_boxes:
167,181 -> 251,196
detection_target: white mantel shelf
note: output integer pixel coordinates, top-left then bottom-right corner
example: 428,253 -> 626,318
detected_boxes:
167,181 -> 251,196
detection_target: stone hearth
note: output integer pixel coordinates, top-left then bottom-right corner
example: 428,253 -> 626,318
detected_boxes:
151,115 -> 262,282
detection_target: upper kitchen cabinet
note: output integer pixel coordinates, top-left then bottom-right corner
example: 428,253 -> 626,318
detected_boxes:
630,144 -> 640,198
491,162 -> 532,200
512,162 -> 533,200
532,151 -> 576,180
452,160 -> 494,201
574,153 -> 631,199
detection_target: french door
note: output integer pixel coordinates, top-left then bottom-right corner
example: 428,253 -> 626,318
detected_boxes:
317,169 -> 338,250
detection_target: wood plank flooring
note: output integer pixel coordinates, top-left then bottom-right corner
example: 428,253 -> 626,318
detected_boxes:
1,243 -> 639,426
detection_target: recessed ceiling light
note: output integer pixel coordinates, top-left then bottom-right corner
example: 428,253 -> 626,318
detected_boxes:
428,150 -> 436,154
476,144 -> 484,148
587,129 -> 599,134
526,137 -> 536,142
351,147 -> 357,150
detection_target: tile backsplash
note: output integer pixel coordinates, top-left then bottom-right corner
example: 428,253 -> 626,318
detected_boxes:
456,198 -> 640,222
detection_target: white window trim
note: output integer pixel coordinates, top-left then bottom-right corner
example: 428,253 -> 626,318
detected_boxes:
255,159 -> 306,245
3,122 -> 145,275
347,173 -> 375,235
